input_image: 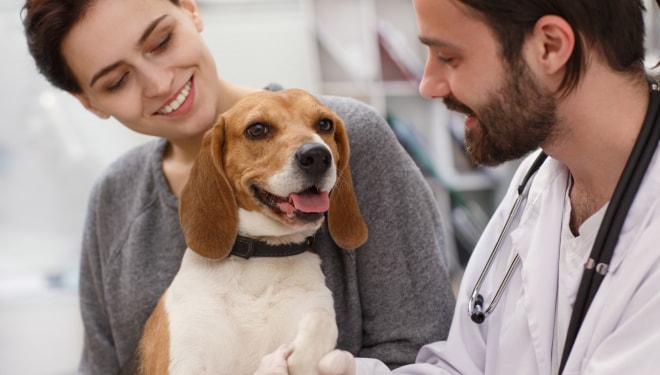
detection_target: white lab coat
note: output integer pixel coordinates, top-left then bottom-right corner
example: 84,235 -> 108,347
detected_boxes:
357,149 -> 660,374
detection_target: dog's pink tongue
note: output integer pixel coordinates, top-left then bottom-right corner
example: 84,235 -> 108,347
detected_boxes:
290,191 -> 330,213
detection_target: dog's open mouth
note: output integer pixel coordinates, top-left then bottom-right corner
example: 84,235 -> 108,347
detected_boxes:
252,185 -> 329,221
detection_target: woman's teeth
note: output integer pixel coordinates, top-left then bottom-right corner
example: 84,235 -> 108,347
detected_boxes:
158,81 -> 191,115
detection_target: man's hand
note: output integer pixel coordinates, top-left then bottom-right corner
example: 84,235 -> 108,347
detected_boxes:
254,344 -> 294,375
318,349 -> 356,375
254,347 -> 356,375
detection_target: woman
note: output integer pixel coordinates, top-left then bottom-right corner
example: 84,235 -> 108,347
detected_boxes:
22,0 -> 456,373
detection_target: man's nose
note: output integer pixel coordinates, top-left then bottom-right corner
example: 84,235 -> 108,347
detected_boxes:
419,57 -> 450,99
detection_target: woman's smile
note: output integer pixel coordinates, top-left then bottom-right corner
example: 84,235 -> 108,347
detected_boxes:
156,79 -> 194,116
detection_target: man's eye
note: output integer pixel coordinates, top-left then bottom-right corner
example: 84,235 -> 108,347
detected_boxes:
245,123 -> 270,139
438,56 -> 454,64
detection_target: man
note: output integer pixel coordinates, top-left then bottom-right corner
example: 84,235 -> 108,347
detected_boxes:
257,0 -> 660,374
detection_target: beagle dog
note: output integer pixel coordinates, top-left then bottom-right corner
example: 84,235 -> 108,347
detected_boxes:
134,89 -> 368,374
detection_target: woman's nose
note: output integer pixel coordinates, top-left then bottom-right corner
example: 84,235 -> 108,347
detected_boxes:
140,62 -> 173,98
419,58 -> 450,99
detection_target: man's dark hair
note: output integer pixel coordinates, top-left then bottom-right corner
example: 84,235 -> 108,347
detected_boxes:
460,0 -> 648,96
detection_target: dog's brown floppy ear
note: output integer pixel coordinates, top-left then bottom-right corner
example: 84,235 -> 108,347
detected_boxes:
327,119 -> 368,250
179,119 -> 238,259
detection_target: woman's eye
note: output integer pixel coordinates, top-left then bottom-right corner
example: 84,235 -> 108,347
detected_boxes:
245,123 -> 270,139
317,118 -> 334,133
106,74 -> 128,92
153,33 -> 172,53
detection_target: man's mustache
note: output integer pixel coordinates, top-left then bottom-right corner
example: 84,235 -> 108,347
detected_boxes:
443,96 -> 474,117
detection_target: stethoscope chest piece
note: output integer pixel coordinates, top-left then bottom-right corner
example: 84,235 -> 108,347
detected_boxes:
467,153 -> 546,324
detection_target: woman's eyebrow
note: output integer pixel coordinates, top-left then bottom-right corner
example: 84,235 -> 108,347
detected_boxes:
138,14 -> 168,45
89,14 -> 168,88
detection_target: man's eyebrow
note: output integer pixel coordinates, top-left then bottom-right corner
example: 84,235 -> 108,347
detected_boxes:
418,35 -> 455,49
89,14 -> 168,88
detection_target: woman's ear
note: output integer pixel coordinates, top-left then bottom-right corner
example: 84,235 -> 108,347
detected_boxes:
72,93 -> 110,119
180,0 -> 203,32
526,15 -> 575,77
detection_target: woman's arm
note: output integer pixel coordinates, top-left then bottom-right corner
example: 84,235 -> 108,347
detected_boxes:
78,181 -> 121,375
325,96 -> 456,367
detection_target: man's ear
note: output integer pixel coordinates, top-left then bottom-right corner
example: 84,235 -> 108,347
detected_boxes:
526,15 -> 575,77
180,0 -> 203,32
72,93 -> 110,119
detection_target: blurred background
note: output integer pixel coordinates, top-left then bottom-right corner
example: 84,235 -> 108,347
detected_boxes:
2,0 -> 660,374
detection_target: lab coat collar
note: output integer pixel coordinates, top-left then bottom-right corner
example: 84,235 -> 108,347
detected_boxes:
506,149 -> 660,373
608,144 -> 660,273
519,149 -> 660,276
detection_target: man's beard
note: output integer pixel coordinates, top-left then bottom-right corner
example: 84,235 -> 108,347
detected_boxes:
444,58 -> 558,166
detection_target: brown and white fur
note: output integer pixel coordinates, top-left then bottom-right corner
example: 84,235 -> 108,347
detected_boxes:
134,89 -> 368,375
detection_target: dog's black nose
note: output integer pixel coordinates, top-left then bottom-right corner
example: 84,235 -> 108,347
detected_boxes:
296,143 -> 332,175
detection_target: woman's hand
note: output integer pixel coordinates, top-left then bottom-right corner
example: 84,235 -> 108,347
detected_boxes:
254,346 -> 356,375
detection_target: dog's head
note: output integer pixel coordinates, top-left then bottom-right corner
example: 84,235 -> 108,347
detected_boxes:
179,88 -> 368,260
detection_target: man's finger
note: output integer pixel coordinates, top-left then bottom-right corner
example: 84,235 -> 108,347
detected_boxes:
318,349 -> 356,375
254,343 -> 294,375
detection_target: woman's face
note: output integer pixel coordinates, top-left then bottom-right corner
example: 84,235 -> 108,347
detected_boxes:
62,0 -> 220,140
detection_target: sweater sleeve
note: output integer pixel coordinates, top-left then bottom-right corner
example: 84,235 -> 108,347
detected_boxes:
325,96 -> 456,368
77,179 -> 121,375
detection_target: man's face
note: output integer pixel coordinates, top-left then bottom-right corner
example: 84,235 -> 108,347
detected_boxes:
414,0 -> 558,166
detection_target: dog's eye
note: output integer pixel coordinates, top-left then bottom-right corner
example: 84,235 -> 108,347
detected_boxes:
317,118 -> 334,133
245,123 -> 270,139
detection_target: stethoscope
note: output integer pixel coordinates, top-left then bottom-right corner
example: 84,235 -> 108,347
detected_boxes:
466,80 -> 660,373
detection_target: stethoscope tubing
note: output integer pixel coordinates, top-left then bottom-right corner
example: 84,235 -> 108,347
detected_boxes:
559,83 -> 660,373
467,81 -> 660,374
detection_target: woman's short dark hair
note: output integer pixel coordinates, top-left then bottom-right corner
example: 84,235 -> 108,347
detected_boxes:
22,0 -> 180,93
459,0 -> 648,96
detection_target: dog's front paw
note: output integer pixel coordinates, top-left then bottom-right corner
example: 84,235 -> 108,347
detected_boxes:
287,308 -> 338,375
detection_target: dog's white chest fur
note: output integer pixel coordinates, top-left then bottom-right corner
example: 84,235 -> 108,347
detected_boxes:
164,249 -> 336,375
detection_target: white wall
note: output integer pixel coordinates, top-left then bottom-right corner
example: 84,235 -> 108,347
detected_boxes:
0,2 -> 153,374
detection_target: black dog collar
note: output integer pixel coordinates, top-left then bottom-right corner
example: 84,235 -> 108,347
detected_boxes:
230,236 -> 312,259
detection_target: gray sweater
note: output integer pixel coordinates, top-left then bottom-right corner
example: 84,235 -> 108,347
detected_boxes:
78,95 -> 456,374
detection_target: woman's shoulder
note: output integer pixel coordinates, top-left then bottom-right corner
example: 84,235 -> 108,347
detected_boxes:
317,95 -> 395,147
89,138 -> 167,206
98,138 -> 163,181
318,95 -> 381,125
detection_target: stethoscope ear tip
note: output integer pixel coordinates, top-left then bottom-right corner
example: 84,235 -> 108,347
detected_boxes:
471,312 -> 486,324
